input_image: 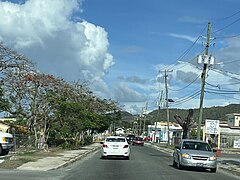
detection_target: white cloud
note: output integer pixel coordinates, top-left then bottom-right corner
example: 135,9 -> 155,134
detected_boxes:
168,33 -> 199,43
0,0 -> 114,97
114,83 -> 147,103
216,37 -> 240,74
178,16 -> 206,24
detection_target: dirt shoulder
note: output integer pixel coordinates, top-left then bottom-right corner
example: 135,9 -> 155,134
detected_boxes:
0,148 -> 65,169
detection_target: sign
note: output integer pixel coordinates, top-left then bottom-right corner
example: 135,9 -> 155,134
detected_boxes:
205,119 -> 219,134
234,140 -> 240,148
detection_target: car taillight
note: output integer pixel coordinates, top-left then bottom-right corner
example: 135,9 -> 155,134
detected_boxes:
103,144 -> 108,148
123,145 -> 128,148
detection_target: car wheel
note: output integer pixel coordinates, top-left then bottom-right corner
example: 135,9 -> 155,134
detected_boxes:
1,150 -> 9,156
173,159 -> 177,167
210,168 -> 217,173
0,145 -> 3,156
177,158 -> 183,170
101,156 -> 106,159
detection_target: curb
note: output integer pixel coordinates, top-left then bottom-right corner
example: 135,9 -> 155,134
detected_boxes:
51,145 -> 101,171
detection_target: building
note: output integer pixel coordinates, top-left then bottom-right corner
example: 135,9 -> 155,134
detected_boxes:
226,113 -> 240,127
147,121 -> 182,144
0,118 -> 16,132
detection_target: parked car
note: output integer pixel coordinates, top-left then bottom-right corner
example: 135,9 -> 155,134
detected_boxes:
126,134 -> 135,143
132,137 -> 144,146
173,139 -> 217,172
100,136 -> 130,160
144,136 -> 152,141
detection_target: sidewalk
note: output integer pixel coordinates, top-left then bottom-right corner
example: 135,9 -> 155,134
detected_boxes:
16,143 -> 101,171
145,142 -> 240,176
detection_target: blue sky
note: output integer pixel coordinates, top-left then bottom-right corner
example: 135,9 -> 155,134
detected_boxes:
0,0 -> 240,114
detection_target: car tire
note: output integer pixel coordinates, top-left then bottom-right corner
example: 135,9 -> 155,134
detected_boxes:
177,158 -> 183,170
1,149 -> 9,156
210,168 -> 217,173
0,145 -> 3,156
101,156 -> 106,159
173,159 -> 177,167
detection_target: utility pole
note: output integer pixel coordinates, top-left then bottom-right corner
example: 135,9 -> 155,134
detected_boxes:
143,101 -> 148,136
164,69 -> 172,146
153,90 -> 163,143
197,22 -> 212,140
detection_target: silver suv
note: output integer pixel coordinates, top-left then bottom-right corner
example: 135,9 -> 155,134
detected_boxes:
173,139 -> 217,172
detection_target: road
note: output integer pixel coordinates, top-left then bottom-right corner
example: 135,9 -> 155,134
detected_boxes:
63,145 -> 239,180
0,145 -> 239,180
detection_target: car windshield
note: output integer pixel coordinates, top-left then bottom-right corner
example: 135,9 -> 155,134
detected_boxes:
135,137 -> 143,141
106,138 -> 126,142
182,141 -> 212,151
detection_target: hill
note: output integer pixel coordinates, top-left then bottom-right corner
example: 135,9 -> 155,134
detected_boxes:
120,104 -> 240,126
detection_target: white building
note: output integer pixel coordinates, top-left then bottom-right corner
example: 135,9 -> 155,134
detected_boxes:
226,113 -> 240,127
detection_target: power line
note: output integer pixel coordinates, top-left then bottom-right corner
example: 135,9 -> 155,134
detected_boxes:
169,73 -> 201,92
212,10 -> 240,22
215,33 -> 240,39
214,59 -> 240,65
211,16 -> 240,34
171,90 -> 201,106
162,25 -> 207,71
205,90 -> 240,95
205,91 -> 240,101
205,87 -> 240,93
211,68 -> 240,81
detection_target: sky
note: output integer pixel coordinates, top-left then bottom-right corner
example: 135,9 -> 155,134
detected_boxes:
0,0 -> 240,115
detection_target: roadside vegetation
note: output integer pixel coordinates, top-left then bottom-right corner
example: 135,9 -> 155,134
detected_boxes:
0,42 -> 121,151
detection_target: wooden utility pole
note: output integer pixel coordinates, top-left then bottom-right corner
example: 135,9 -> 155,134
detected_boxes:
164,69 -> 172,145
143,102 -> 148,136
153,90 -> 163,143
197,22 -> 211,140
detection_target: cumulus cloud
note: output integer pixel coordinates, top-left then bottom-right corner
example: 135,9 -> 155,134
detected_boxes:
216,37 -> 240,74
118,76 -> 147,84
114,83 -> 147,102
0,0 -> 114,96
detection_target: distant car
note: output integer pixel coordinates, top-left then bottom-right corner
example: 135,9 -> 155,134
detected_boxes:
100,136 -> 130,160
144,136 -> 152,141
126,134 -> 135,143
132,137 -> 144,146
173,139 -> 217,172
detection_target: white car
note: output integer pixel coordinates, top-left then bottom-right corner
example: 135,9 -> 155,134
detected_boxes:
100,136 -> 130,160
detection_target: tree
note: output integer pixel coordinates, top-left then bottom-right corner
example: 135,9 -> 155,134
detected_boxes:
174,109 -> 196,139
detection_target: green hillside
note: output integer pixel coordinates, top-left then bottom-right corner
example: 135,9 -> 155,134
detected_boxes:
120,104 -> 240,126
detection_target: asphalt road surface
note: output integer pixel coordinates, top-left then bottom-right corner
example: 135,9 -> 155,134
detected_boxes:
63,145 -> 239,180
0,145 -> 239,180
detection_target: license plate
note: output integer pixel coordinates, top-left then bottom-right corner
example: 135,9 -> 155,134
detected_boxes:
196,163 -> 203,167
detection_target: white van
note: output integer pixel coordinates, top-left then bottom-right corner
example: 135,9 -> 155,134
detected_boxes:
0,131 -> 14,155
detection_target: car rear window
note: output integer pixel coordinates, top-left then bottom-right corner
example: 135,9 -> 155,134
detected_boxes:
182,141 -> 211,151
106,138 -> 126,142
